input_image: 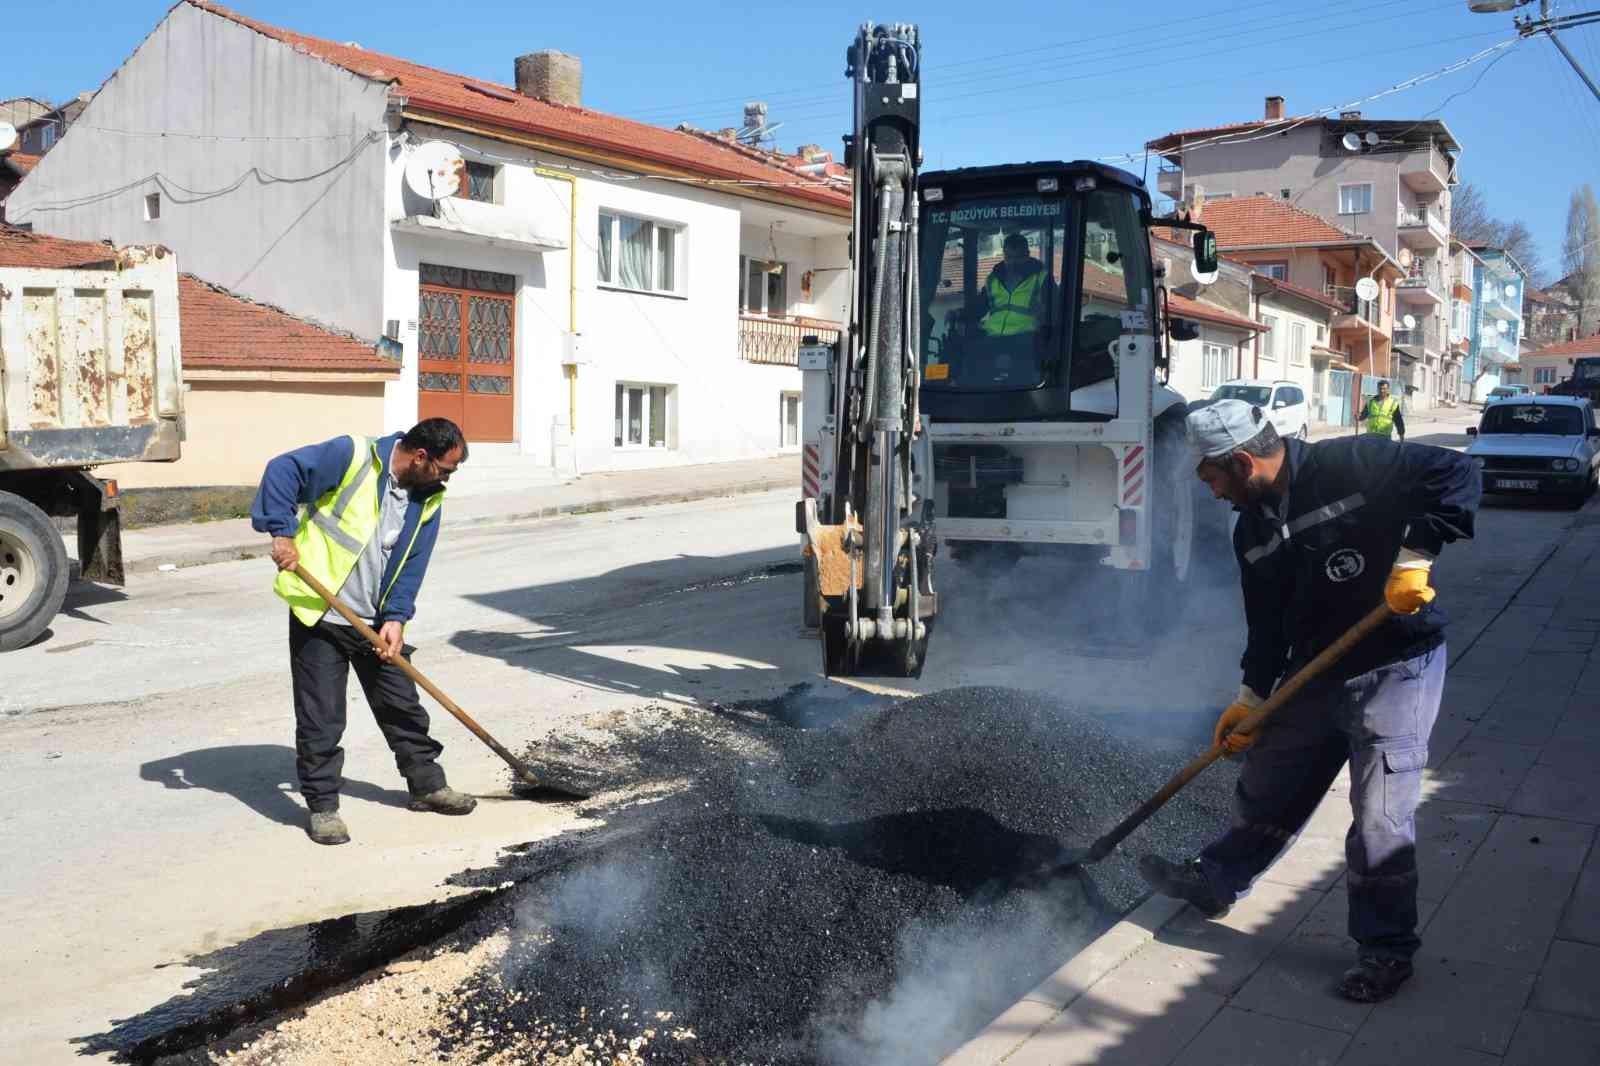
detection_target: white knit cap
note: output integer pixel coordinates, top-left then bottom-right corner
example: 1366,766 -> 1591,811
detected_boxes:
1186,399 -> 1269,460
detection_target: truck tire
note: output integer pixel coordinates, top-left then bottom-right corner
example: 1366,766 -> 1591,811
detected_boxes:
1121,413 -> 1194,627
0,491 -> 70,652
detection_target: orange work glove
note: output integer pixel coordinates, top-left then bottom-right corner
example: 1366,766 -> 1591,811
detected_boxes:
1213,686 -> 1264,753
1385,564 -> 1436,615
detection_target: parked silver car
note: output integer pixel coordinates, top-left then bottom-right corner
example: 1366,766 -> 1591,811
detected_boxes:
1466,396 -> 1600,506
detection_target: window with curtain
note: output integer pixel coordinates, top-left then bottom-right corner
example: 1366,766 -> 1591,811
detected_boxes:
598,212 -> 684,295
1338,183 -> 1373,216
1260,314 -> 1278,361
1202,342 -> 1233,389
1291,321 -> 1308,365
614,382 -> 674,447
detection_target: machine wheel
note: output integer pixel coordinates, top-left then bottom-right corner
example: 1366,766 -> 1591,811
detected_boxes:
1122,413 -> 1195,626
0,491 -> 69,652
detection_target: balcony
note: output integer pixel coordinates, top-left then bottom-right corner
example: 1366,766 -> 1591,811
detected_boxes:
1396,264 -> 1443,307
1399,144 -> 1451,194
1156,164 -> 1183,199
1393,318 -> 1442,356
738,314 -> 841,367
1396,207 -> 1446,251
1325,285 -> 1388,337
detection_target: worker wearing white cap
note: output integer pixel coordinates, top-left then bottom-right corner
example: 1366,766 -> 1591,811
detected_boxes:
1139,398 -> 1480,1003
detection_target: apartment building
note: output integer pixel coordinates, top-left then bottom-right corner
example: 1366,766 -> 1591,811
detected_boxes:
1148,96 -> 1460,408
1464,243 -> 1529,402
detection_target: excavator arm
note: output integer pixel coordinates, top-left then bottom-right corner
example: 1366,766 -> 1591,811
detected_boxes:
799,22 -> 935,677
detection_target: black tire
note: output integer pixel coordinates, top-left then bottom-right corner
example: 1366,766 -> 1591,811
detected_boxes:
0,491 -> 69,652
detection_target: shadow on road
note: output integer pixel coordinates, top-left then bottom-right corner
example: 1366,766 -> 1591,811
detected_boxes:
140,744 -> 414,828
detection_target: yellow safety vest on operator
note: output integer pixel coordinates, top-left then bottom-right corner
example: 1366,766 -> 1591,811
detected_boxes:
1364,395 -> 1400,437
980,268 -> 1044,336
272,435 -> 444,626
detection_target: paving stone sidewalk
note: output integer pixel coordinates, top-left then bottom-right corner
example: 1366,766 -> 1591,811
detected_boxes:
95,455 -> 797,574
945,501 -> 1600,1066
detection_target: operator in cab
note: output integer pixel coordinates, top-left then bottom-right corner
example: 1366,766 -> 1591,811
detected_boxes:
1139,399 -> 1480,1005
979,232 -> 1047,337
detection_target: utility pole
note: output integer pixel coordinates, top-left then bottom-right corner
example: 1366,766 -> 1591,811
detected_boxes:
1471,1 -> 1600,102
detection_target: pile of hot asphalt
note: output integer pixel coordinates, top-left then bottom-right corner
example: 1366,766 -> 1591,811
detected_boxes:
439,686 -> 1239,1064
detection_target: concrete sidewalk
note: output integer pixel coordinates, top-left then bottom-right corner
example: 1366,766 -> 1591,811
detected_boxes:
945,499 -> 1600,1065
104,455 -> 797,574
1308,403 -> 1481,444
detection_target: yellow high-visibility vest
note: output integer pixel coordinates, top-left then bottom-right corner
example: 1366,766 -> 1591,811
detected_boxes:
272,436 -> 444,626
980,268 -> 1045,336
1364,395 -> 1400,437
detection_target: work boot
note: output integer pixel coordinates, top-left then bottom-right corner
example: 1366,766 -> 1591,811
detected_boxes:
1337,956 -> 1414,1003
1137,855 -> 1231,919
307,810 -> 350,846
408,786 -> 477,815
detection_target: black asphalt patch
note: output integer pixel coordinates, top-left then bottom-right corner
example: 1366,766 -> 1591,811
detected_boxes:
435,685 -> 1238,1064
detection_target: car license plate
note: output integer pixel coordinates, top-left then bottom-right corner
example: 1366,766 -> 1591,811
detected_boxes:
1494,478 -> 1538,491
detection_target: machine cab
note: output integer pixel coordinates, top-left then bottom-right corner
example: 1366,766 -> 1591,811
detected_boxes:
917,162 -> 1159,423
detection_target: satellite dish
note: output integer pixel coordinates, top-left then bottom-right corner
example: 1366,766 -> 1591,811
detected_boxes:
0,123 -> 16,152
1341,132 -> 1361,152
1188,258 -> 1219,286
1403,313 -> 1416,330
1497,319 -> 1510,335
1398,247 -> 1414,268
1503,283 -> 1517,299
1363,131 -> 1380,146
403,141 -> 466,200
1355,277 -> 1379,302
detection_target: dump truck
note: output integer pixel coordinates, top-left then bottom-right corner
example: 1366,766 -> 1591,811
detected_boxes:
797,21 -> 1217,677
0,241 -> 183,650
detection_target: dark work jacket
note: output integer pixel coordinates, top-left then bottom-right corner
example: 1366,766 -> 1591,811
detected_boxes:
1234,436 -> 1481,696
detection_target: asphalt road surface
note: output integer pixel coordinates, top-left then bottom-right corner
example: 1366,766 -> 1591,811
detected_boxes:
1,479 -> 1576,1064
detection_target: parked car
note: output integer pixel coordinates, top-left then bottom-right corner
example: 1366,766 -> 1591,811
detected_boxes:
1210,379 -> 1310,440
1485,385 -> 1531,403
1466,395 -> 1600,506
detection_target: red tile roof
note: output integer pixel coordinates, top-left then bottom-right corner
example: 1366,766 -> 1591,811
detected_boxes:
1,151 -> 42,177
1146,119 -> 1274,154
0,223 -> 117,267
185,1 -> 850,214
1526,334 -> 1600,358
178,274 -> 396,373
1168,292 -> 1264,334
1199,196 -> 1358,248
1254,273 -> 1346,314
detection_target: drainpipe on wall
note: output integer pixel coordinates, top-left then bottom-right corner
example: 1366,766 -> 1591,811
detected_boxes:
535,166 -> 580,471
1251,277 -> 1261,379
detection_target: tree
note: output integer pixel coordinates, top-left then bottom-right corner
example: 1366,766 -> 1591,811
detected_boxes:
1448,182 -> 1547,288
1562,184 -> 1600,335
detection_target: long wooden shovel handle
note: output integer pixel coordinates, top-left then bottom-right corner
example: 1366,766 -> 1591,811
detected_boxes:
1084,602 -> 1395,863
291,564 -> 541,786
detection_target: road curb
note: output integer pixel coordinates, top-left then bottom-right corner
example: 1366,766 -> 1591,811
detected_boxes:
939,894 -> 1187,1066
121,476 -> 795,575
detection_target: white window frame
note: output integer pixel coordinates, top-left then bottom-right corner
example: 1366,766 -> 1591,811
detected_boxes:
1259,262 -> 1288,281
1290,321 -> 1308,366
1201,340 -> 1234,390
459,159 -> 501,205
598,211 -> 686,297
1534,366 -> 1556,384
613,381 -> 675,449
1259,314 -> 1279,362
779,391 -> 802,449
740,255 -> 790,316
1338,182 -> 1374,217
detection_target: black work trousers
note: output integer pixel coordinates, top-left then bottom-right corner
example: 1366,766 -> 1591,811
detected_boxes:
289,614 -> 447,812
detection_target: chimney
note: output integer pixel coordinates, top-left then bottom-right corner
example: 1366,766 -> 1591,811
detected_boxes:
514,51 -> 581,108
1187,183 -> 1204,222
1339,109 -> 1362,120
1264,95 -> 1284,121
797,143 -> 825,162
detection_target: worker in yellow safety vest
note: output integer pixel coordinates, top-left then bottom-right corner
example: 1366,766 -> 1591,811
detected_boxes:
980,233 -> 1048,337
1357,379 -> 1406,441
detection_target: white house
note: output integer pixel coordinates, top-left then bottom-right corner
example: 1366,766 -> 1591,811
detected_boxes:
6,0 -> 852,478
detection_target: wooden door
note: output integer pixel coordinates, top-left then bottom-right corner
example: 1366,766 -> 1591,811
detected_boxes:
417,264 -> 515,442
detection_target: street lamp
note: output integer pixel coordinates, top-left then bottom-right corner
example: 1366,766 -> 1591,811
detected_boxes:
1471,0 -> 1600,103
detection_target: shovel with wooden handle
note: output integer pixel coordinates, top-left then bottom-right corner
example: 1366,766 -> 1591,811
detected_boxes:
291,564 -> 591,801
1050,602 -> 1396,872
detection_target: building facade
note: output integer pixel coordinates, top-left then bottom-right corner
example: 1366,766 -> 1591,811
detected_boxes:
1148,97 -> 1460,410
6,0 -> 850,478
1464,244 -> 1528,403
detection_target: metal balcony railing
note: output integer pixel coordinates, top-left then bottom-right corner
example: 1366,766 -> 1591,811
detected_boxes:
738,314 -> 842,367
1397,208 -> 1443,230
1393,319 -> 1442,352
1397,264 -> 1443,294
1325,285 -> 1382,326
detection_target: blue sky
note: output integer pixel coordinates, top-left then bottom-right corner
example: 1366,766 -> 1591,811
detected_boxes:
7,0 -> 1598,282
